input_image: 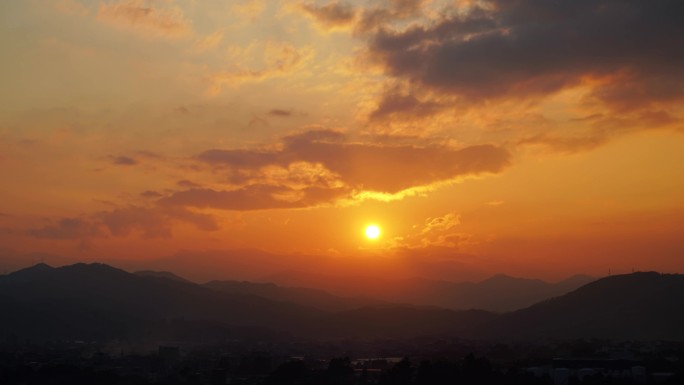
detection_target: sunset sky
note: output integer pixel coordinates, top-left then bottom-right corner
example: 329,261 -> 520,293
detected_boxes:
1,0 -> 683,282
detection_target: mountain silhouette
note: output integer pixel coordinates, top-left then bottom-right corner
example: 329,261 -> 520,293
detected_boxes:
134,269 -> 191,283
269,271 -> 595,312
204,280 -> 385,312
479,271 -> 684,340
1,264 -> 682,342
0,263 -> 323,341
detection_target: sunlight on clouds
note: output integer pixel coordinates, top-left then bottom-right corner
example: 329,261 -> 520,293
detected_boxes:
296,1 -> 358,32
1,0 -> 683,278
97,0 -> 192,39
207,41 -> 315,95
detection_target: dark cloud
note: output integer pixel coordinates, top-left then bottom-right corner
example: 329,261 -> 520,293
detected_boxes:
285,139 -> 509,193
198,149 -> 280,169
248,116 -> 269,127
518,133 -> 609,153
356,0 -> 430,33
173,106 -> 190,114
299,0 -> 430,34
300,2 -> 357,30
370,89 -> 442,120
389,0 -> 426,15
140,190 -> 163,198
28,218 -> 104,240
268,109 -> 293,117
95,206 -> 217,238
519,109 -> 682,152
136,150 -> 163,159
177,179 -> 201,188
112,155 -> 138,165
165,130 -> 510,210
367,0 -> 684,107
161,185 -> 350,211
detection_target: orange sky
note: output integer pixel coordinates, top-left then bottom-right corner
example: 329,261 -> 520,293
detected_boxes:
0,0 -> 683,282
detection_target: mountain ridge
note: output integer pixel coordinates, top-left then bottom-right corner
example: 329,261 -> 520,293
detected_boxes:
2,263 -> 681,342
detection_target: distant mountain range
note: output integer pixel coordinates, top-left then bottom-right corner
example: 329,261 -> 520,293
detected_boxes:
0,248 -> 594,312
1,263 -> 682,342
204,280 -> 385,312
268,271 -> 595,312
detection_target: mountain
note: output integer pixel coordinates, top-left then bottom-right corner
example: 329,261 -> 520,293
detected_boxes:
439,273 -> 596,312
480,272 -> 684,340
3,264 -> 681,342
269,271 -> 595,312
0,263 -> 497,341
0,263 -> 324,342
134,270 -> 191,283
204,280 -> 385,312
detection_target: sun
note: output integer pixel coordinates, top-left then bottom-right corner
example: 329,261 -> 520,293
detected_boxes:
365,225 -> 381,239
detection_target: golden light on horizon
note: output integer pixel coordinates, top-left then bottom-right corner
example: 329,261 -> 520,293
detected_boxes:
365,225 -> 381,240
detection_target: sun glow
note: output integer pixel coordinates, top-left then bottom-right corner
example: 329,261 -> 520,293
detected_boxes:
365,225 -> 381,239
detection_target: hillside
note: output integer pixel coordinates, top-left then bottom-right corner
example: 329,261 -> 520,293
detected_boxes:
2,264 -> 680,342
0,263 -> 323,341
481,272 -> 684,340
204,280 -> 384,312
270,271 -> 595,312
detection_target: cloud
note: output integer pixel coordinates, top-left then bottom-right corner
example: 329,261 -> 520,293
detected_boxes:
192,30 -> 223,53
177,179 -> 201,188
97,0 -> 192,39
518,110 -> 682,153
295,0 -> 429,35
268,109 -> 294,117
28,218 -> 104,240
208,42 -> 314,94
198,149 -> 279,169
355,0 -> 430,33
173,106 -> 190,114
231,0 -> 266,21
95,206 -> 218,238
27,206 -> 218,241
421,213 -> 461,235
366,0 -> 684,108
370,89 -> 443,120
385,212 -> 471,251
518,133 -> 609,154
299,2 -> 357,31
112,155 -> 138,165
198,129 -> 509,193
161,129 -> 510,211
160,185 -> 350,211
140,190 -> 163,198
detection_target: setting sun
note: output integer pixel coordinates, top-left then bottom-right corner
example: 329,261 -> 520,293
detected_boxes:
365,225 -> 381,239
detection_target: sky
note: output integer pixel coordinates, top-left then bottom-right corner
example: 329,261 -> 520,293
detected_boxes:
0,0 -> 683,282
